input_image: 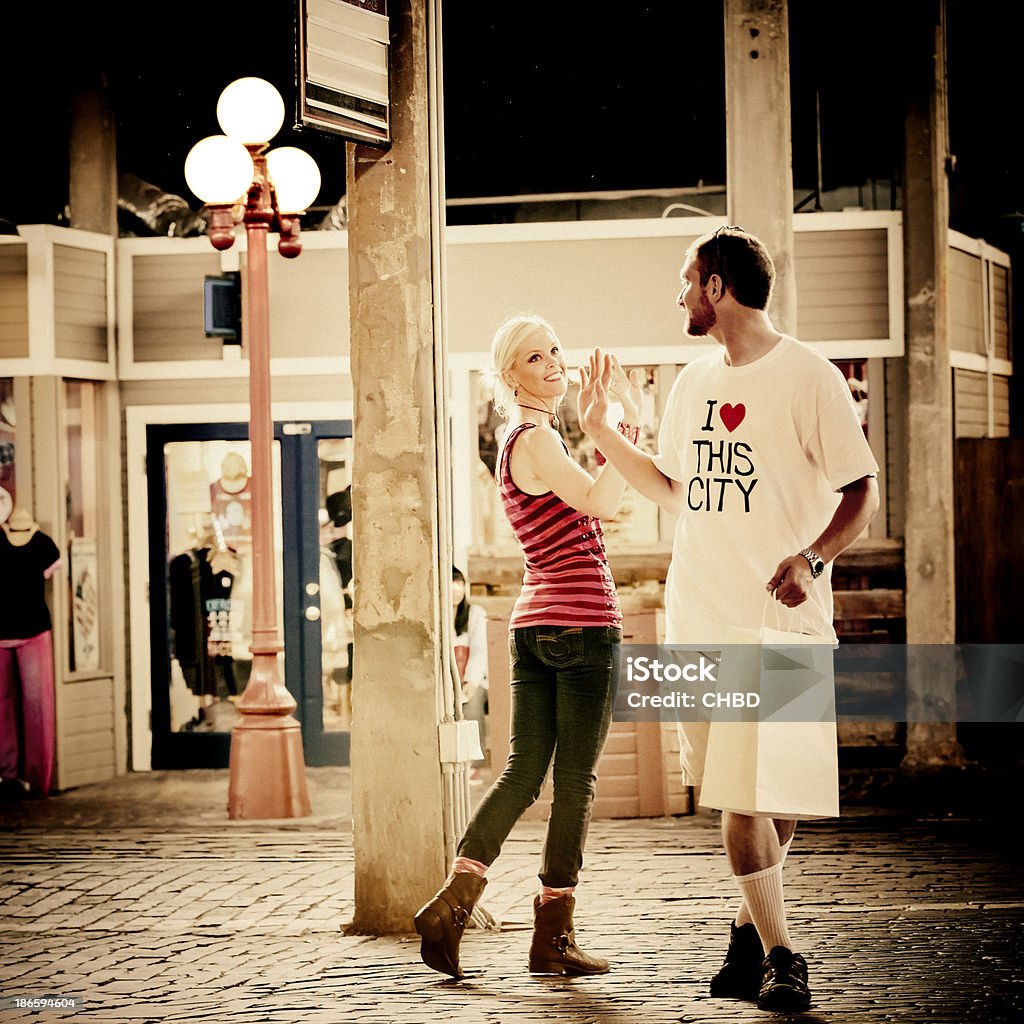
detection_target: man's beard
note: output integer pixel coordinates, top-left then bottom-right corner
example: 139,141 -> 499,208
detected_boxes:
686,291 -> 717,337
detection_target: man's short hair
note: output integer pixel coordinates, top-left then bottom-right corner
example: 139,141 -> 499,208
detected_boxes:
692,226 -> 775,310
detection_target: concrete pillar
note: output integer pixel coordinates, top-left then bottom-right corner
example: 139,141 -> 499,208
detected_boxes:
68,73 -> 118,236
724,0 -> 797,335
899,1 -> 963,768
346,0 -> 449,933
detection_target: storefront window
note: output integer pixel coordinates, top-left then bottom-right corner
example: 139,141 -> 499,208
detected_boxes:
318,438 -> 353,732
63,381 -> 102,673
833,359 -> 869,438
0,378 -> 14,525
163,439 -> 283,734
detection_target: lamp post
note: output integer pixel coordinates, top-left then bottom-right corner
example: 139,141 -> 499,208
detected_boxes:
184,77 -> 321,819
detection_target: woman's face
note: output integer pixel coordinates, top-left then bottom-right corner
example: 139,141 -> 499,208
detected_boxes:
506,326 -> 568,403
451,578 -> 466,607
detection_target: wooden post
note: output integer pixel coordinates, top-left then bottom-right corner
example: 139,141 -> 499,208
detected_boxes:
346,0 -> 449,933
899,0 -> 963,768
68,73 -> 118,236
724,0 -> 798,335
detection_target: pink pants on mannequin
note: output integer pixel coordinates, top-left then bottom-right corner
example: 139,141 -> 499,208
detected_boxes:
0,630 -> 56,796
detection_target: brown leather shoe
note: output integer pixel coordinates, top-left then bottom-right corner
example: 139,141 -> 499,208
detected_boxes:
528,894 -> 610,976
413,872 -> 487,978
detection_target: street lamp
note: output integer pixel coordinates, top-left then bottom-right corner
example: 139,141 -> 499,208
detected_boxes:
185,77 -> 321,819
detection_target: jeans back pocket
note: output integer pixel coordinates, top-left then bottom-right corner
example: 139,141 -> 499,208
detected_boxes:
535,627 -> 584,667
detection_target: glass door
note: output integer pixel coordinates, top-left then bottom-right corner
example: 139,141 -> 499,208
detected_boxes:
280,423 -> 353,766
148,420 -> 352,769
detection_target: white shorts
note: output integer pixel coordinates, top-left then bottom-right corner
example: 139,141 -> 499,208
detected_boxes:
677,719 -> 839,820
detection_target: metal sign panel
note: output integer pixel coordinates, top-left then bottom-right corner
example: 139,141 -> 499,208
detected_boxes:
297,0 -> 391,147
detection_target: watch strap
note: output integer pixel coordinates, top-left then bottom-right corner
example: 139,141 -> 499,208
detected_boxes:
798,548 -> 825,578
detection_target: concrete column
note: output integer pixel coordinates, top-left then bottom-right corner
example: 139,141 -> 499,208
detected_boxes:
346,0 -> 449,933
68,73 -> 118,236
724,0 -> 797,335
899,1 -> 963,768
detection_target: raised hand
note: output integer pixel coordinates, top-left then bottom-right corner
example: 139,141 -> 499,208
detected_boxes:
578,348 -> 612,437
607,353 -> 643,424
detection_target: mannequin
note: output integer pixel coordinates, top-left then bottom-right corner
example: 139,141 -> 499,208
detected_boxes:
208,451 -> 253,687
210,452 -> 252,547
0,506 -> 61,799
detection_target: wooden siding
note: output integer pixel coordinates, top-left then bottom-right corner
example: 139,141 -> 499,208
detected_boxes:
447,234 -> 695,353
59,676 -> 117,788
949,248 -> 985,355
447,228 -> 892,353
793,229 -> 889,341
132,252 -> 223,361
54,245 -> 108,362
954,368 -> 1010,438
264,245 -> 349,359
0,245 -> 29,359
131,247 -> 349,363
119,373 -> 354,408
992,263 -> 1010,361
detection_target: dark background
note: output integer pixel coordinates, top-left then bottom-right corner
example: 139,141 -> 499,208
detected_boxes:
1,1 -> 1020,252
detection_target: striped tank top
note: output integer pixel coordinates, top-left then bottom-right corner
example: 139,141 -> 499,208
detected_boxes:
498,422 -> 622,630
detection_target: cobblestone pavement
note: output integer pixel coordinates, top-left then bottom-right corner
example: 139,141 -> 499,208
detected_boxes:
1,768 -> 1022,1023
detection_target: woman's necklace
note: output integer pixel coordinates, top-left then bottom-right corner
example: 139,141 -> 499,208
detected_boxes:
517,402 -> 559,429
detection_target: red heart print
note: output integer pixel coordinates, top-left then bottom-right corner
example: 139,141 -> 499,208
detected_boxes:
720,403 -> 746,432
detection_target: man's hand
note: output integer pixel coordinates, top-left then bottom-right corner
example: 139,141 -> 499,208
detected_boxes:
766,554 -> 815,607
578,348 -> 613,437
607,354 -> 644,425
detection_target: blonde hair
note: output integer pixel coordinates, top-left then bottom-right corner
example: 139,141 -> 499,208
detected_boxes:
487,314 -> 557,420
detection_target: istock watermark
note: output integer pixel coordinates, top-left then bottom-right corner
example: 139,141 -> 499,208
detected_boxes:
613,643 -> 1024,723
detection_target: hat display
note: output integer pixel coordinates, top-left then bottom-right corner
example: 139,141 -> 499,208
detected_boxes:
7,506 -> 35,532
218,452 -> 249,494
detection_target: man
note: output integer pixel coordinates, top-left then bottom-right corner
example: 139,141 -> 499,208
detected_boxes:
580,226 -> 879,1012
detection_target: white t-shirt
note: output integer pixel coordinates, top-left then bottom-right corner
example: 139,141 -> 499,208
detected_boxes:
653,335 -> 879,645
454,602 -> 489,689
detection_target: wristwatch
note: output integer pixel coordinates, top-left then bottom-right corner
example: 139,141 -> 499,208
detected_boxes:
798,548 -> 825,579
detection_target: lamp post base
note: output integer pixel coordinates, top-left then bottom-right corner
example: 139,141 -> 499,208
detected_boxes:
227,714 -> 313,820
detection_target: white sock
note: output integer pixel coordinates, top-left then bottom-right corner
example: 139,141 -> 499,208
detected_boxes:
452,856 -> 488,878
735,837 -> 791,928
538,884 -> 575,905
735,861 -> 792,954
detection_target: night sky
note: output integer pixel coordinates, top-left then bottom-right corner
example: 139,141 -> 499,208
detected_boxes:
1,1 -> 1020,254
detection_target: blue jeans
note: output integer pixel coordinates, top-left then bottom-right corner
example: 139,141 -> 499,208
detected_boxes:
457,625 -> 621,888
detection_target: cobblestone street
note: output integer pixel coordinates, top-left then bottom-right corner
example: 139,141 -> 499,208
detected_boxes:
1,767 -> 1022,1023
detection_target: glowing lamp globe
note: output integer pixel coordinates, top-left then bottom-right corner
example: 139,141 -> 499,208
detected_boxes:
217,77 -> 286,145
266,147 -> 322,214
184,136 -> 254,204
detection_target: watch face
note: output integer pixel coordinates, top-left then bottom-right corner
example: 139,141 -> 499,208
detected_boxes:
813,560 -> 824,575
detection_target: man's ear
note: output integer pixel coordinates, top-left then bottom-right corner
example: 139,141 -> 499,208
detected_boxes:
707,273 -> 725,302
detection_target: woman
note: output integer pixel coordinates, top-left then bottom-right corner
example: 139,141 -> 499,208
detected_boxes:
451,565 -> 488,779
415,314 -> 642,978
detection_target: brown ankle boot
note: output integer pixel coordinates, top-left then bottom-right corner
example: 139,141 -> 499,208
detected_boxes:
527,894 -> 611,976
413,871 -> 487,978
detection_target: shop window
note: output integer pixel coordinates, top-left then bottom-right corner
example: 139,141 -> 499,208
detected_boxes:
0,378 -> 14,525
832,358 -> 869,438
162,439 -> 283,734
63,380 -> 102,673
